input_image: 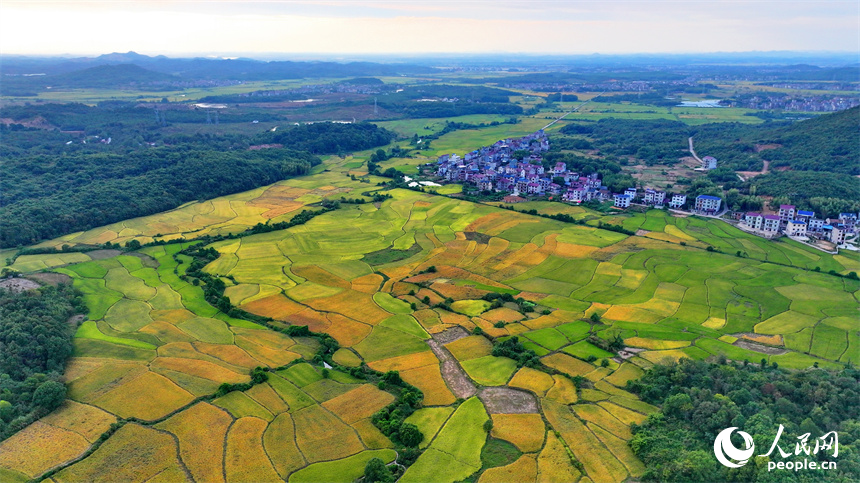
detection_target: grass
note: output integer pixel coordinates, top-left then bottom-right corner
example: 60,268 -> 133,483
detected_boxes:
403,407 -> 455,449
352,326 -> 429,362
522,328 -> 569,351
481,437 -> 523,469
461,356 -> 518,386
401,397 -> 488,482
75,321 -> 157,350
212,391 -> 274,421
450,299 -> 492,316
373,292 -> 414,314
562,340 -> 614,360
288,449 -> 397,483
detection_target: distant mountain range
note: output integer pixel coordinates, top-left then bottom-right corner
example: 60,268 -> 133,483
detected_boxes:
0,52 -> 439,92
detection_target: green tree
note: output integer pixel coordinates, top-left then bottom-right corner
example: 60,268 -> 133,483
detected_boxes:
32,381 -> 66,413
397,422 -> 424,448
363,457 -> 393,483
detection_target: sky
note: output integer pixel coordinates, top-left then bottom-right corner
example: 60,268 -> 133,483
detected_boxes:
1,1 -> 858,56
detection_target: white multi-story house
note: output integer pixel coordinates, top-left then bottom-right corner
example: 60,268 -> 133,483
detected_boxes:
808,218 -> 825,232
785,220 -> 807,237
702,156 -> 717,170
778,205 -> 796,224
668,194 -> 687,209
695,195 -> 722,213
762,215 -> 780,232
614,194 -> 632,208
744,213 -> 763,230
643,189 -> 666,206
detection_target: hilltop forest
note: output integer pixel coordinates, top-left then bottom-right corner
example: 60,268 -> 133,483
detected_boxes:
0,104 -> 399,247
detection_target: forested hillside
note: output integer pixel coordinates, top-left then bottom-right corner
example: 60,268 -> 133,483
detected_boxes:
0,148 -> 319,247
0,102 -> 402,247
0,284 -> 86,441
628,359 -> 860,482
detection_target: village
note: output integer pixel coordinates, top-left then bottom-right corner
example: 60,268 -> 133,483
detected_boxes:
431,130 -> 858,252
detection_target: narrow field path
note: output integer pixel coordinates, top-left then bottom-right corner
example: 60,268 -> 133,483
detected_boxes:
428,327 -> 538,413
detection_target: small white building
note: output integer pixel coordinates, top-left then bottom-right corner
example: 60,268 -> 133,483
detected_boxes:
614,194 -> 632,208
702,156 -> 717,170
808,218 -> 825,232
785,220 -> 807,237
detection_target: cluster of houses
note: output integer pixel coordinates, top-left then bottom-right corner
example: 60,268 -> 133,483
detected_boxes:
435,130 -> 707,212
741,205 -> 856,245
435,131 -> 601,199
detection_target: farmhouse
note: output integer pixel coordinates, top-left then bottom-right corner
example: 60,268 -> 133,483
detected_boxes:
778,204 -> 796,224
702,156 -> 718,170
643,189 -> 666,206
614,194 -> 632,208
744,212 -> 763,230
762,215 -> 780,232
785,220 -> 807,237
668,194 -> 687,209
694,195 -> 722,214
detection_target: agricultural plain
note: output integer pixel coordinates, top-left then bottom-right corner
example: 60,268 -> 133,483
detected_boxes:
2,133 -> 858,483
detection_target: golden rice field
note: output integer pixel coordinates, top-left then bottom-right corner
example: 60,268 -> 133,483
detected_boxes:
2,151 -> 858,483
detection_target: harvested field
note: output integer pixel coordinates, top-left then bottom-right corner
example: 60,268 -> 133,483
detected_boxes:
225,417 -> 281,483
427,339 -> 477,399
293,405 -> 365,463
491,413 -> 545,452
0,422 -> 90,478
508,367 -> 555,397
264,413 -> 307,478
90,371 -> 195,420
52,424 -> 181,483
155,402 -> 232,483
400,363 -> 457,406
321,384 -> 396,424
445,335 -> 493,361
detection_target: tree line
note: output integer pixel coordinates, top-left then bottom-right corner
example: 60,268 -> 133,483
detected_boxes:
0,284 -> 86,441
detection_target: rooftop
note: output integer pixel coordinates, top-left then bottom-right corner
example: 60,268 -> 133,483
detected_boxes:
697,195 -> 721,201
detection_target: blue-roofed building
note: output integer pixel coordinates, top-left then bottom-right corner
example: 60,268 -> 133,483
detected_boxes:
695,195 -> 722,213
614,194 -> 632,208
797,210 -> 814,222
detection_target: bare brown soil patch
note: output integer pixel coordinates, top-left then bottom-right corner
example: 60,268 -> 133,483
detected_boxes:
478,387 -> 539,414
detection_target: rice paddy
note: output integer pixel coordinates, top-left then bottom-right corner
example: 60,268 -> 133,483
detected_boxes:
5,150 -> 857,482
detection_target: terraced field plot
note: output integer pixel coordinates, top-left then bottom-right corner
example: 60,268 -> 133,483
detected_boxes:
3,151 -> 858,483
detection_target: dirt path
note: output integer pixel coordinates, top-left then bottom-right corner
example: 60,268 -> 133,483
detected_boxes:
427,339 -> 477,399
688,136 -> 702,163
428,327 -> 539,412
